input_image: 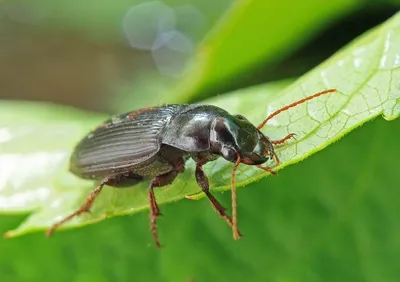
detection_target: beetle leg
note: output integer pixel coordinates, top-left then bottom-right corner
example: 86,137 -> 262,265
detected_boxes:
231,156 -> 242,240
148,170 -> 180,248
46,177 -> 109,237
195,160 -> 242,237
257,151 -> 281,175
271,133 -> 296,146
256,164 -> 278,175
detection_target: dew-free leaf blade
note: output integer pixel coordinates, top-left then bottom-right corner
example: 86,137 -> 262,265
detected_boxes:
1,12 -> 399,237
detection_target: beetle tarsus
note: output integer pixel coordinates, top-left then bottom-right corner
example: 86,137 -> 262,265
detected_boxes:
46,178 -> 107,237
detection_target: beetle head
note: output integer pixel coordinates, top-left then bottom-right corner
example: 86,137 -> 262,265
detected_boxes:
210,114 -> 274,165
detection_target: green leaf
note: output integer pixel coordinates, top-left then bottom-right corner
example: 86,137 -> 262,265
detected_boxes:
159,116 -> 400,282
1,117 -> 398,281
174,0 -> 361,101
1,11 -> 399,237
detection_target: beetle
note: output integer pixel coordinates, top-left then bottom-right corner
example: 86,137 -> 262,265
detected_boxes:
46,89 -> 335,247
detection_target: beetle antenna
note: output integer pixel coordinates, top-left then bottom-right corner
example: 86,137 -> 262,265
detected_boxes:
231,155 -> 242,240
257,89 -> 336,130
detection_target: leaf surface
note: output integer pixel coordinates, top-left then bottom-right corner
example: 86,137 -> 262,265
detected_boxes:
1,12 -> 399,236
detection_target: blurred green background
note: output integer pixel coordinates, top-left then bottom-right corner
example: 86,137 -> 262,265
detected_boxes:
0,0 -> 399,281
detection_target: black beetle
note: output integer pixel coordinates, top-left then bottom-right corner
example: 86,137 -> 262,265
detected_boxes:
46,89 -> 335,247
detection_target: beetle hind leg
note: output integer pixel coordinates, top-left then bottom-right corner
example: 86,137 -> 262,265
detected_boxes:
46,177 -> 109,237
46,173 -> 145,237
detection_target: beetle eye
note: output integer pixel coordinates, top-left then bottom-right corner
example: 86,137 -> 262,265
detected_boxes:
234,114 -> 247,121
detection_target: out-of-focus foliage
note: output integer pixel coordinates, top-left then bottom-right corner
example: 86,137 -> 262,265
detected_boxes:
0,0 -> 399,281
173,0 -> 361,101
6,0 -> 232,41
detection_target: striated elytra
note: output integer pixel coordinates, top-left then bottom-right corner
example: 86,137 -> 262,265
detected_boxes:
46,89 -> 336,248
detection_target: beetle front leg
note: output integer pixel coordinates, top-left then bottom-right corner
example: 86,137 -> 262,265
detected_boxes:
148,170 -> 179,248
271,133 -> 296,146
195,160 -> 242,236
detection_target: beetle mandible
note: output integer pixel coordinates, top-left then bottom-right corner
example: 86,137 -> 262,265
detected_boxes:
46,89 -> 335,247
